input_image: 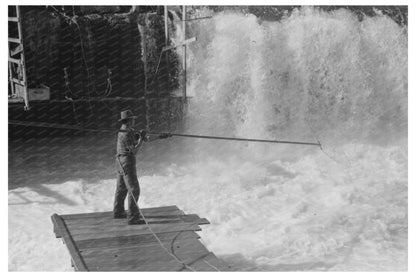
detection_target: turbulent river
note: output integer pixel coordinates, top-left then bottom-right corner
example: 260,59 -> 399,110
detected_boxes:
9,7 -> 407,271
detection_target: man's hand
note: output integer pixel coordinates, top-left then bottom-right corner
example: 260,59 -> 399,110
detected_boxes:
140,130 -> 149,142
159,133 -> 172,139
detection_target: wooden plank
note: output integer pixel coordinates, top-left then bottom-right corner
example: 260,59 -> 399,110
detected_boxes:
82,246 -> 179,270
50,214 -> 88,271
87,256 -> 186,271
181,251 -> 231,271
70,221 -> 202,237
80,236 -> 208,258
69,219 -> 204,236
84,250 -> 227,272
64,210 -> 186,226
61,205 -> 180,220
83,239 -> 210,271
67,220 -> 207,235
65,214 -> 209,229
175,251 -> 213,271
8,37 -> 21,44
52,206 -> 226,271
12,78 -> 24,86
162,37 -> 196,52
76,230 -> 200,251
8,97 -> 24,103
72,223 -> 202,241
11,44 -> 23,56
8,57 -> 21,64
51,213 -> 62,238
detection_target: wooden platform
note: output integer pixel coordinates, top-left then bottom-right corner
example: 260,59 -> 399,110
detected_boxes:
51,205 -> 230,271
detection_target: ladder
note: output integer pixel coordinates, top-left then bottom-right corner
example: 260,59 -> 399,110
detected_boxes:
8,5 -> 30,110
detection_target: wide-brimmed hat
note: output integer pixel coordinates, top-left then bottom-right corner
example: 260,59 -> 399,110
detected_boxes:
118,110 -> 138,122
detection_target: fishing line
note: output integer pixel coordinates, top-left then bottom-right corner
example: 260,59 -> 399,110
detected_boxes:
72,12 -> 95,124
306,119 -> 352,167
135,137 -> 222,271
115,152 -> 197,271
52,6 -> 117,125
63,67 -> 82,126
148,50 -> 165,87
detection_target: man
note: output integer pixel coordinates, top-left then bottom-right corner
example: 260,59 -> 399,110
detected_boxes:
114,110 -> 171,225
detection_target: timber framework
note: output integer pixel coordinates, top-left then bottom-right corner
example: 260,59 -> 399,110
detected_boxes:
51,205 -> 231,271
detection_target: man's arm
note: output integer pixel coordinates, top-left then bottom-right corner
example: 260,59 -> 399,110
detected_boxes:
133,131 -> 172,152
132,130 -> 146,153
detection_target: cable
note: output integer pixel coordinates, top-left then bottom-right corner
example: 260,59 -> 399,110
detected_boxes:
51,6 -> 97,125
203,259 -> 221,271
115,155 -> 197,271
63,67 -> 83,126
104,68 -> 113,97
148,50 -> 165,87
116,153 -> 196,271
306,119 -> 352,166
72,14 -> 94,124
197,237 -> 221,271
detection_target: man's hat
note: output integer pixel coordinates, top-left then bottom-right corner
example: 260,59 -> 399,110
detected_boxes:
119,110 -> 138,122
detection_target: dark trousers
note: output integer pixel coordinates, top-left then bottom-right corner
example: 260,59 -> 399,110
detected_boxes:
114,155 -> 140,220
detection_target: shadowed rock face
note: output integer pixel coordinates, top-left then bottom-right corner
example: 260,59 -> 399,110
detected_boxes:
10,6 -> 180,100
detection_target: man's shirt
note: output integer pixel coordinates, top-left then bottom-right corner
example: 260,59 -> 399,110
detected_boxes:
117,128 -> 139,155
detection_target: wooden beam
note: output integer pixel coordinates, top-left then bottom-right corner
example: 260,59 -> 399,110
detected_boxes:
76,231 -> 201,251
182,5 -> 187,100
51,206 -> 229,271
164,6 -> 169,46
51,214 -> 89,271
8,57 -> 21,64
82,239 -> 210,271
64,213 -> 209,228
61,205 -> 181,220
8,37 -> 21,44
12,78 -> 24,86
72,223 -> 202,241
11,44 -> 23,56
161,37 -> 196,53
8,97 -> 24,103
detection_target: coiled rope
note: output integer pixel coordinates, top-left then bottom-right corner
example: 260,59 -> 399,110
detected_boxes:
116,155 -> 201,272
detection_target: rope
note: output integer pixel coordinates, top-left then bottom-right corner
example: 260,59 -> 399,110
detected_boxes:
306,119 -> 352,166
131,193 -> 197,272
148,50 -> 165,87
104,68 -> 113,97
196,237 -> 221,271
63,68 -> 82,126
51,6 -> 114,124
71,11 -> 95,124
203,259 -> 221,271
115,155 -> 196,271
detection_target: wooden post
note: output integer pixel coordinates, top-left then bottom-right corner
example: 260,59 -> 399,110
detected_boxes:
182,5 -> 187,101
164,6 -> 170,90
137,15 -> 150,130
164,6 -> 169,46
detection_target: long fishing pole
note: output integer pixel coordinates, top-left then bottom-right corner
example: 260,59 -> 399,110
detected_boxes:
9,120 -> 321,147
148,132 -> 321,147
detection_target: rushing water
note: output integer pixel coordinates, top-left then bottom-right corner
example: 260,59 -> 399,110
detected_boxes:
171,7 -> 408,270
8,7 -> 407,271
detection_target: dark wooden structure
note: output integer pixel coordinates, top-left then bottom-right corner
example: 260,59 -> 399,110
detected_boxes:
51,205 -> 230,271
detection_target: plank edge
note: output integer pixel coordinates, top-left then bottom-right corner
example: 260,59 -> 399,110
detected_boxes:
51,213 -> 89,271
